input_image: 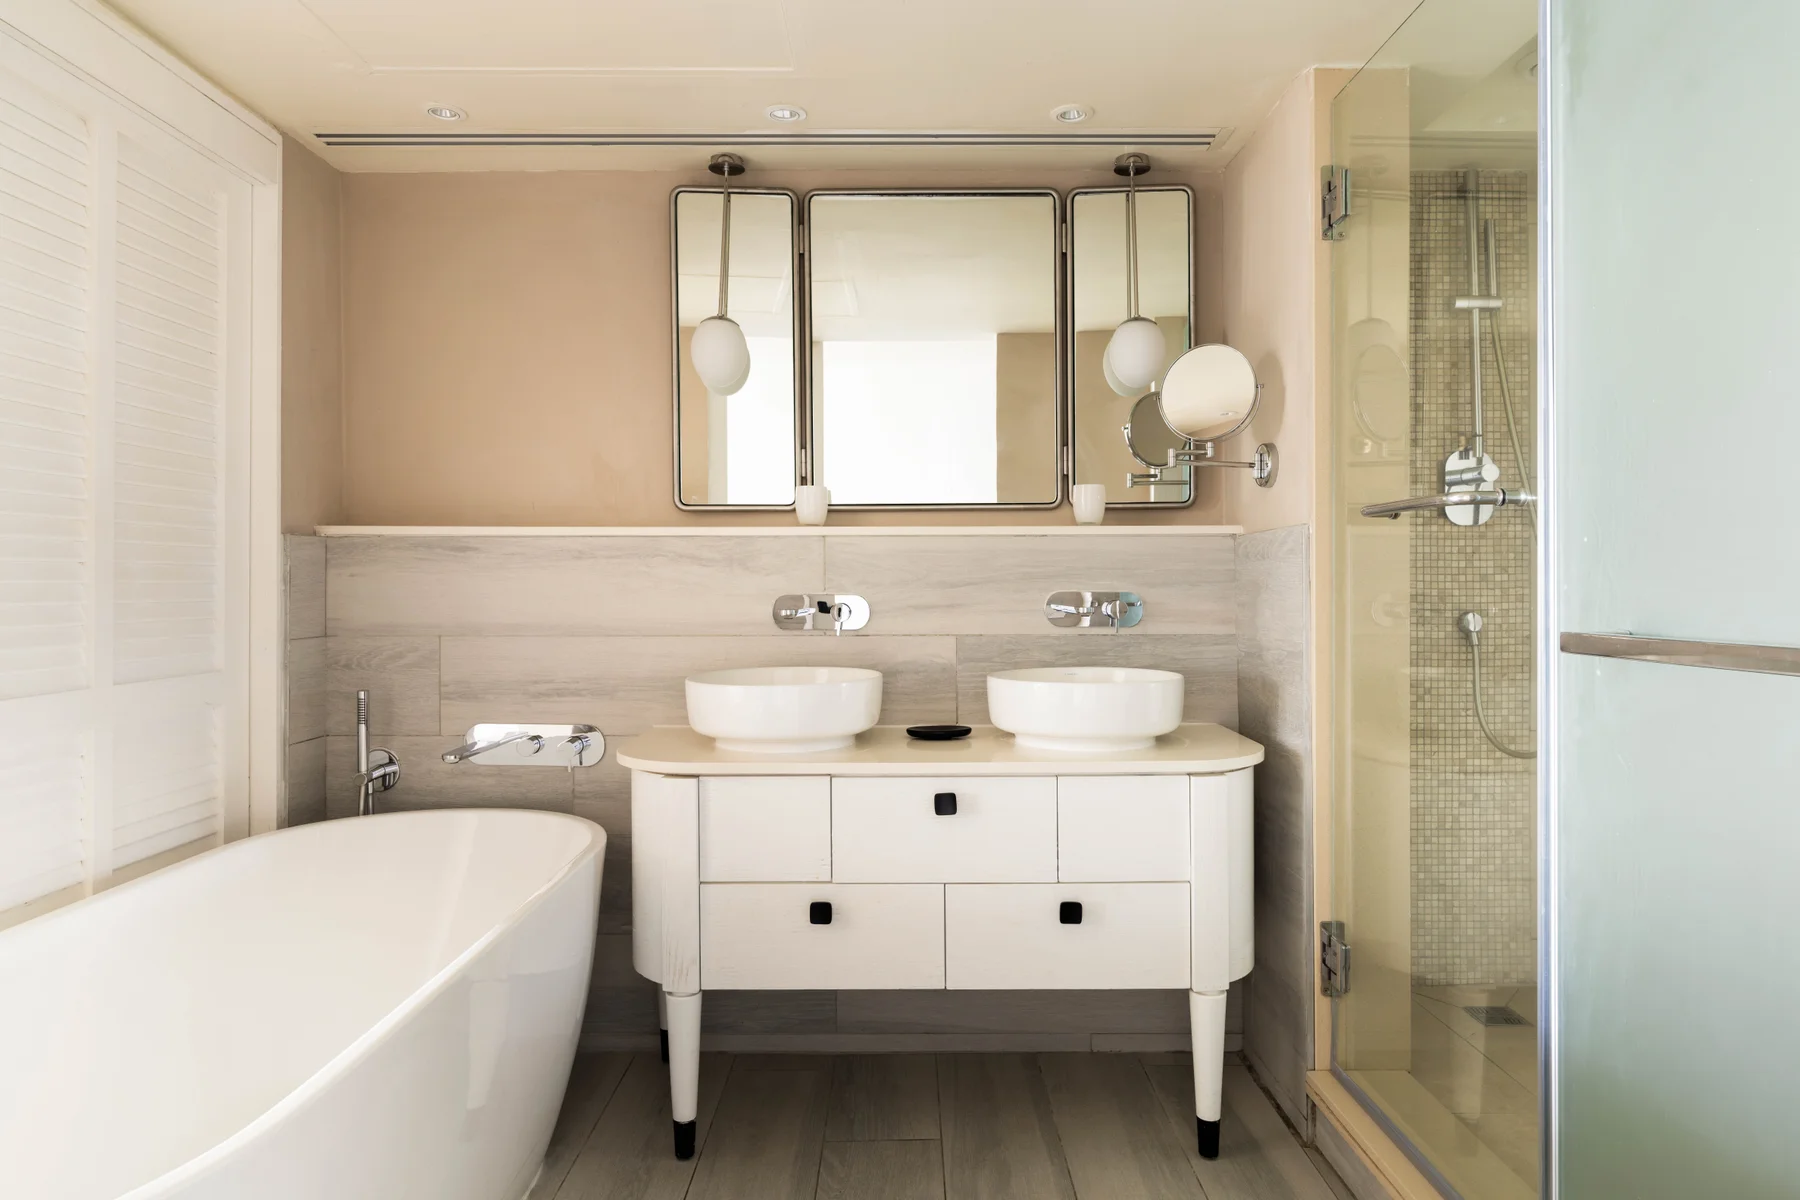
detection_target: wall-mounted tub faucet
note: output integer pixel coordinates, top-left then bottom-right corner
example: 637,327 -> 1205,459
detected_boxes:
441,724 -> 606,768
354,690 -> 401,816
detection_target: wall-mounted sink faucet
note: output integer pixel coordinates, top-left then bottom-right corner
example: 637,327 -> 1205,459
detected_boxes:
773,594 -> 870,636
1045,591 -> 1144,630
355,689 -> 400,816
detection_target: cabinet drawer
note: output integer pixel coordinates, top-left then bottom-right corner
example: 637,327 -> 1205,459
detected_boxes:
945,883 -> 1190,989
700,777 -> 830,882
700,884 -> 945,990
1058,776 -> 1191,881
832,777 -> 1056,882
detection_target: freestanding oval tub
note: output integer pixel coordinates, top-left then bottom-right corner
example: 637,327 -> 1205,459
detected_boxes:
0,809 -> 603,1200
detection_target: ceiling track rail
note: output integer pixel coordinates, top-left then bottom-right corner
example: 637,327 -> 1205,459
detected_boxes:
312,130 -> 1226,149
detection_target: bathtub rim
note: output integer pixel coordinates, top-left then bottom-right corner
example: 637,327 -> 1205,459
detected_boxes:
7,809 -> 606,1200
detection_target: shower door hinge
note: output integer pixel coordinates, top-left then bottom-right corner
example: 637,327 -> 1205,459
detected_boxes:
1320,920 -> 1351,997
1321,166 -> 1351,240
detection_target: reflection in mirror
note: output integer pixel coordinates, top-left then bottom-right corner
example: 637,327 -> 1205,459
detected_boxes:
1069,187 -> 1193,504
673,189 -> 798,507
807,192 -> 1061,507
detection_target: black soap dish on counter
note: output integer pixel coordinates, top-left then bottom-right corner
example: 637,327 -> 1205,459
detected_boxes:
906,724 -> 972,741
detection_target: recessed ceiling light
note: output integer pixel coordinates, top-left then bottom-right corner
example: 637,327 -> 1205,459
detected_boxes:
1052,104 -> 1092,124
766,104 -> 807,123
425,105 -> 465,122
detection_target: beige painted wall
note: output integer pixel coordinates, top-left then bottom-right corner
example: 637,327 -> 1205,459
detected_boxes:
328,165 -> 1229,527
1219,68 -> 1343,535
280,136 -> 345,532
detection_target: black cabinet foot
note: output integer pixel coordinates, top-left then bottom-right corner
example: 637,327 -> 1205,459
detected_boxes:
673,1119 -> 697,1160
660,1028 -> 669,1064
1197,1117 -> 1221,1160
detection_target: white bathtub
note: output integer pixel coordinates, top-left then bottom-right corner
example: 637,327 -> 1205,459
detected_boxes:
0,809 -> 603,1200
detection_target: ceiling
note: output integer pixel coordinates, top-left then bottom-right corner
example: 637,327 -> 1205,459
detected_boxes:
105,0 -> 1423,172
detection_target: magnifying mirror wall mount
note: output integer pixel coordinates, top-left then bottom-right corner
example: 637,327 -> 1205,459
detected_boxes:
1124,384 -> 1278,490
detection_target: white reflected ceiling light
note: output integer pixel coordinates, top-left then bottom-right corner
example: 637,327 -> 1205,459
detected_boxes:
424,105 -> 465,121
1052,104 -> 1092,124
1105,153 -> 1166,396
766,105 -> 807,122
690,153 -> 752,396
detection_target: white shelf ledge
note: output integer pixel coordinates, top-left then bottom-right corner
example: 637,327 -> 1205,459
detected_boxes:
311,525 -> 1244,538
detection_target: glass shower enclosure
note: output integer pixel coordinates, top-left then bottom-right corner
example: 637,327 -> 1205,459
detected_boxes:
1326,2 -> 1541,1197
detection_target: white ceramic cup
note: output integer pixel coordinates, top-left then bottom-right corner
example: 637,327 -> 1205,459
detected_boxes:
1071,483 -> 1107,525
795,485 -> 830,526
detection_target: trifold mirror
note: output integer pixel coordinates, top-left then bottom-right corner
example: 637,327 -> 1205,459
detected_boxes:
671,183 -> 1194,510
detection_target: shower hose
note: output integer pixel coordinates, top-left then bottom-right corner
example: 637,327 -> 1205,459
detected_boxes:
1469,634 -> 1535,760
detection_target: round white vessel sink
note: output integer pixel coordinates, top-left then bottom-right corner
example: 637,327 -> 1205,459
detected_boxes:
987,667 -> 1185,752
686,666 -> 883,753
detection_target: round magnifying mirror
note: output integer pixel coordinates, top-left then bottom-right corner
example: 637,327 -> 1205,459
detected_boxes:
1123,391 -> 1188,469
1158,344 -> 1257,440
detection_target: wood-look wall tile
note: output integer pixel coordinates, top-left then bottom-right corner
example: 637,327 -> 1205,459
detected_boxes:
824,534 -> 1234,636
954,635 -> 1238,727
574,759 -> 633,934
323,734 -> 574,820
703,991 -> 838,1035
1234,526 -> 1314,1126
325,636 -> 440,736
837,990 -> 1190,1035
286,535 -> 325,640
285,736 -> 326,827
286,637 -> 326,743
440,635 -> 956,736
326,536 -> 826,636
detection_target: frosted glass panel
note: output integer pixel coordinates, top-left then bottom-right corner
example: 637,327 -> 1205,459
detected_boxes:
1552,1 -> 1800,644
1557,658 -> 1800,1197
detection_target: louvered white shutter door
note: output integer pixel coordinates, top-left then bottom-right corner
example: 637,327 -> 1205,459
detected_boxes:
0,65 -> 94,912
0,35 -> 252,915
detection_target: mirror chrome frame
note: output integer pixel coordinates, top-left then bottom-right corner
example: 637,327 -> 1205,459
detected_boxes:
669,185 -> 805,512
1066,183 -> 1198,508
800,187 -> 1066,511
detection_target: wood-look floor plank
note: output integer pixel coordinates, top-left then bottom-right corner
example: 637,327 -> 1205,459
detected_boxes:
826,1055 -> 941,1142
816,1141 -> 948,1200
1141,1058 -> 1343,1200
938,1054 -> 1077,1200
538,1053 -> 632,1198
553,1051 -> 732,1200
685,1066 -> 832,1200
1038,1052 -> 1206,1200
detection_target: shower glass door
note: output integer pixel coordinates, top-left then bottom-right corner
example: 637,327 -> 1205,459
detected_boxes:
1328,2 -> 1541,1196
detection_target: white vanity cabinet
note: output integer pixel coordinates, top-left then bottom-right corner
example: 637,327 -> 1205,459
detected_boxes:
618,723 -> 1263,1163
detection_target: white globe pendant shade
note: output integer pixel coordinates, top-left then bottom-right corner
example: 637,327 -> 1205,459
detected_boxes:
1102,338 -> 1135,397
691,315 -> 750,395
1106,316 -> 1166,393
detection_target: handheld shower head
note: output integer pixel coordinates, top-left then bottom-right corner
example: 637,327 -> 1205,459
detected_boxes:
1458,611 -> 1484,643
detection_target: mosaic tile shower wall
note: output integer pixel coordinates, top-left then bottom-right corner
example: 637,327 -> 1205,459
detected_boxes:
1410,170 -> 1537,987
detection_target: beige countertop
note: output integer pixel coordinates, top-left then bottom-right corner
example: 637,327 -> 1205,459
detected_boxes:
615,724 -> 1264,776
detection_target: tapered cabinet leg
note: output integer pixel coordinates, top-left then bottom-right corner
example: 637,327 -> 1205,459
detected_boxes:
658,990 -> 670,1064
665,990 -> 702,1159
1190,988 -> 1227,1160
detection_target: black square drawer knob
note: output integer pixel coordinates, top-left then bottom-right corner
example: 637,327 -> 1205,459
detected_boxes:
933,792 -> 958,816
809,901 -> 833,926
1059,901 -> 1083,925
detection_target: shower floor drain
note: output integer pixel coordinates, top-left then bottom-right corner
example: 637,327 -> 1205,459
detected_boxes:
1463,1005 -> 1530,1027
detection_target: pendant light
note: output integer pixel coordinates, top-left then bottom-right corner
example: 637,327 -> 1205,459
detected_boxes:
690,153 -> 752,395
1105,153 -> 1166,396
